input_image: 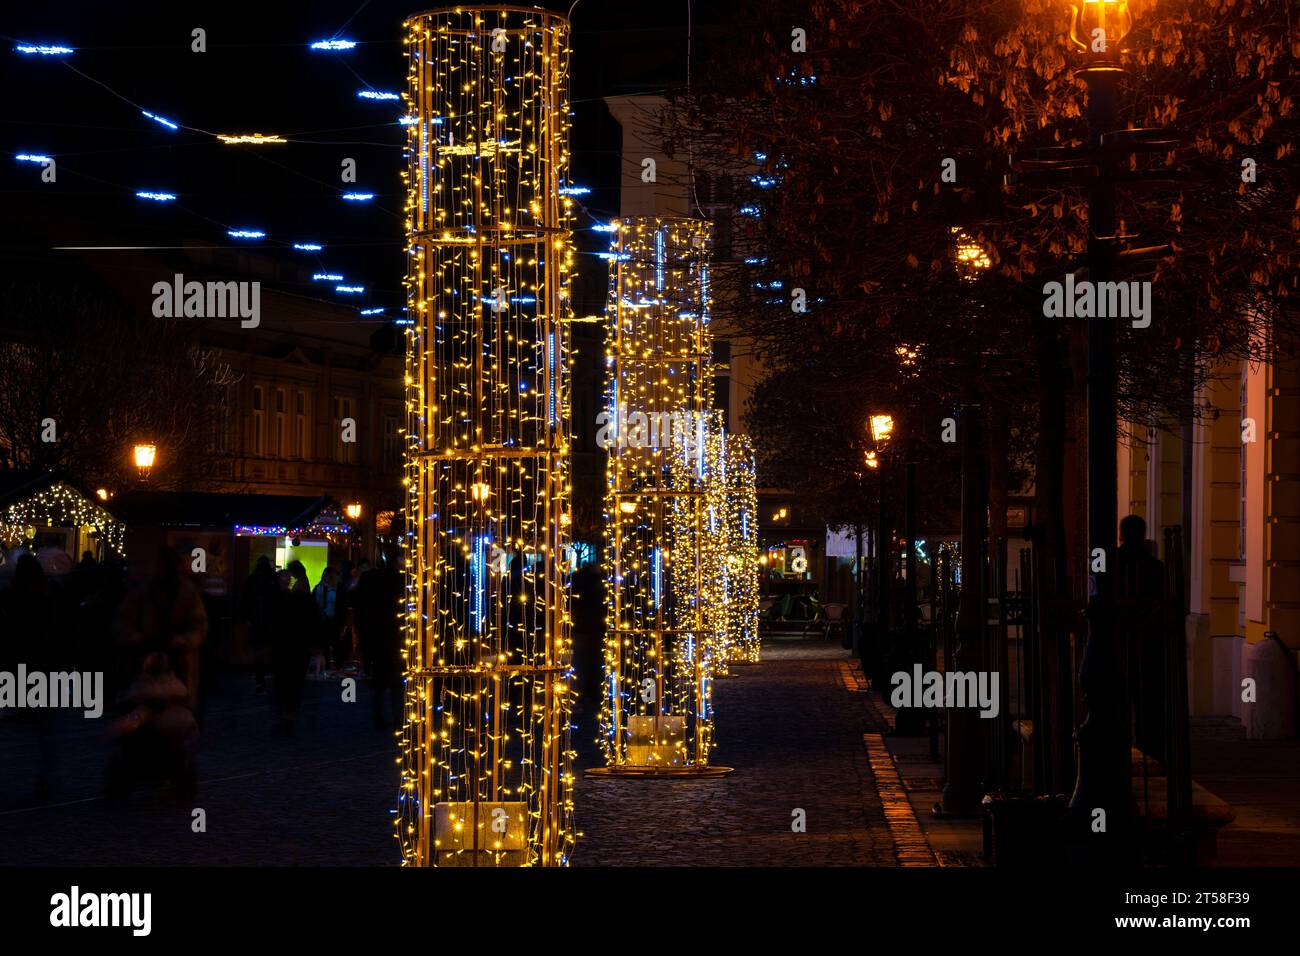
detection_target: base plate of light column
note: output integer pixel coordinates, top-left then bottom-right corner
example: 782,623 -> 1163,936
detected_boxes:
585,765 -> 735,778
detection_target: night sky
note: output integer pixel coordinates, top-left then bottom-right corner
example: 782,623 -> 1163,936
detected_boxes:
1,0 -> 727,314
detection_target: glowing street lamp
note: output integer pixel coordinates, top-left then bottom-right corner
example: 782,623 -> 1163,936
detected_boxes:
869,414 -> 895,445
133,443 -> 157,479
1069,0 -> 1132,58
992,0 -> 1166,854
345,502 -> 362,521
951,227 -> 992,281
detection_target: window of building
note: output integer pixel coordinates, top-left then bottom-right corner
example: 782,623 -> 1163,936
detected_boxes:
383,414 -> 401,473
271,388 -> 287,458
712,340 -> 732,428
251,385 -> 266,456
333,395 -> 357,464
215,386 -> 234,454
295,390 -> 311,459
1239,371 -> 1248,560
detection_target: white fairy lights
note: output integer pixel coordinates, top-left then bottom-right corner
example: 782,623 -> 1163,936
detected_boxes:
0,482 -> 126,557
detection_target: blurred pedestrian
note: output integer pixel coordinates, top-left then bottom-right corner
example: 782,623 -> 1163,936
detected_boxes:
270,560 -> 318,734
0,554 -> 60,802
353,553 -> 403,730
313,566 -> 341,668
115,547 -> 208,711
1116,514 -> 1167,758
243,555 -> 277,694
109,547 -> 208,800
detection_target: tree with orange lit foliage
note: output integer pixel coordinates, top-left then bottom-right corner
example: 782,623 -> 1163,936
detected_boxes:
668,0 -> 1297,574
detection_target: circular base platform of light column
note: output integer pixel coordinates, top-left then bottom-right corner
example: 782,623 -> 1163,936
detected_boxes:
585,765 -> 735,778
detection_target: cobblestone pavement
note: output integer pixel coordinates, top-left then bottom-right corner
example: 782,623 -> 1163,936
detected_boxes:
573,638 -> 899,866
0,638 -> 899,866
0,673 -> 399,866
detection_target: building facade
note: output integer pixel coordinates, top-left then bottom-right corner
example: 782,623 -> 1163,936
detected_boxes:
1119,342 -> 1299,738
178,244 -> 406,559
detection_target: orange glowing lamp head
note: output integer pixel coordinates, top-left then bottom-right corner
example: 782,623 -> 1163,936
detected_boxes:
1070,0 -> 1132,54
869,414 -> 895,444
133,443 -> 157,474
345,502 -> 363,520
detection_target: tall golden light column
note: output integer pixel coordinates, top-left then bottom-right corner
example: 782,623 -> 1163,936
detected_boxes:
681,423 -> 760,678
719,432 -> 761,666
397,5 -> 576,867
593,217 -> 731,777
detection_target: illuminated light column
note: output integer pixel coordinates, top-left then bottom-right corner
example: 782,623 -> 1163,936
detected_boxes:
592,216 -> 732,777
397,5 -> 576,867
719,432 -> 761,666
686,425 -> 760,678
676,411 -> 729,679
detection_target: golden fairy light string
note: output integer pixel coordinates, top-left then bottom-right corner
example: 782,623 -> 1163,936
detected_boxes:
397,5 -> 575,867
720,432 -> 760,665
595,216 -> 731,776
673,421 -> 760,676
0,482 -> 126,558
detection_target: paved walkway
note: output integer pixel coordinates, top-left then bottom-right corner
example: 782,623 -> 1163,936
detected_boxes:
0,675 -> 397,866
0,638 -> 910,867
1190,725 -> 1300,866
574,639 -> 901,866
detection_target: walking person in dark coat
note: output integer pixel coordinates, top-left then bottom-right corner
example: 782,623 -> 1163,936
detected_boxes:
270,561 -> 318,734
353,554 -> 404,730
312,566 -> 342,669
244,556 -> 278,695
1115,514 -> 1168,759
110,547 -> 208,801
0,554 -> 61,802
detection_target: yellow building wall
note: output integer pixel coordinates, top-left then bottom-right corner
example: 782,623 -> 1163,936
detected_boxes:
1257,352 -> 1300,652
1156,424 -> 1183,538
1204,371 -> 1244,641
1119,421 -> 1148,526
1186,361 -> 1246,715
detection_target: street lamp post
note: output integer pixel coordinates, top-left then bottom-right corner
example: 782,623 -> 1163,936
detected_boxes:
345,501 -> 364,561
1069,0 -> 1137,860
894,455 -> 927,736
938,402 -> 987,816
866,416 -> 894,686
1010,0 -> 1182,857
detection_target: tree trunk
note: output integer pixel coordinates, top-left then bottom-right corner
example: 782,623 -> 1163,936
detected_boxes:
1032,314 -> 1075,796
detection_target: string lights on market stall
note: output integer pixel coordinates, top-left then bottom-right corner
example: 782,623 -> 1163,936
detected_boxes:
0,482 -> 126,558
